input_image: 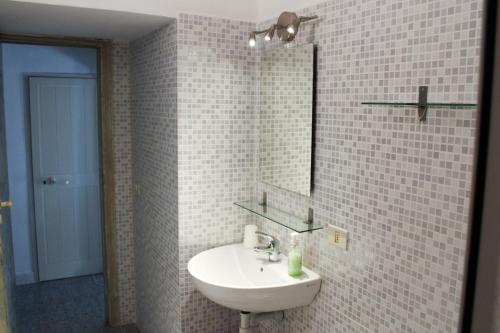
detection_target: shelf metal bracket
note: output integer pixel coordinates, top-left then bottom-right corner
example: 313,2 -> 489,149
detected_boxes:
259,191 -> 267,206
306,207 -> 313,224
259,192 -> 268,213
418,86 -> 428,122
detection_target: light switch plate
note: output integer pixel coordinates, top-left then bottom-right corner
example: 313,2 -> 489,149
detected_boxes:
328,224 -> 348,250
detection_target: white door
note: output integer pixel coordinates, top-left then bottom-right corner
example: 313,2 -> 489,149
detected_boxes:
29,76 -> 102,281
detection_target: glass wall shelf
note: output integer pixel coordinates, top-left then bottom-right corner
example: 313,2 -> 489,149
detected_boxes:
361,102 -> 476,109
234,200 -> 323,233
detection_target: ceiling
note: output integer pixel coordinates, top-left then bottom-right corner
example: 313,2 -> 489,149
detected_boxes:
0,0 -> 327,40
8,0 -> 260,22
0,0 -> 172,40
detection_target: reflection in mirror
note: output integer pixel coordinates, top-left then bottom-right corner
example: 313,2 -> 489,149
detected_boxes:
259,44 -> 314,197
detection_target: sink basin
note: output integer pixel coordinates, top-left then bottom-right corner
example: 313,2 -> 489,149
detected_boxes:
187,243 -> 321,312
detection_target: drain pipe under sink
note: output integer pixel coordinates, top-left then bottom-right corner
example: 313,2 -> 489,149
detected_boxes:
240,311 -> 285,333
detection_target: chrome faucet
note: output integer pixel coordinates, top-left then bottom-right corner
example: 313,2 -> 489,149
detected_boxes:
254,231 -> 280,262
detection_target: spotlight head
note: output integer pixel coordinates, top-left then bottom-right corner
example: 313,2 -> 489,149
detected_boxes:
287,17 -> 300,35
264,25 -> 275,41
248,32 -> 256,47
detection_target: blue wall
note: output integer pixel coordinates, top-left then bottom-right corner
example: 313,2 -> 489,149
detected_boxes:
0,43 -> 97,284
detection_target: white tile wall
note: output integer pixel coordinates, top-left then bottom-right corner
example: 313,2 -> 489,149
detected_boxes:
129,22 -> 180,333
176,13 -> 258,333
125,0 -> 483,331
111,41 -> 136,324
255,0 -> 481,332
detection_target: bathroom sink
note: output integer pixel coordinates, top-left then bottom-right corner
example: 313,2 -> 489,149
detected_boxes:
187,243 -> 321,312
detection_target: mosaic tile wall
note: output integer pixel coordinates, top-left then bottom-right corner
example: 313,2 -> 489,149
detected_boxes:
129,22 -> 180,333
124,0 -> 482,331
253,0 -> 481,332
176,13 -> 258,333
110,42 -> 136,325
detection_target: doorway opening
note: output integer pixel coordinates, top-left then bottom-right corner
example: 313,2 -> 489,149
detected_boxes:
0,35 -> 124,333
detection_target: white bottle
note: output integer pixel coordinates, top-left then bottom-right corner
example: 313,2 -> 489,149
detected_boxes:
243,225 -> 258,248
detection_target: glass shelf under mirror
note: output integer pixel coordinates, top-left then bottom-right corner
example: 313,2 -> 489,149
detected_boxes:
234,200 -> 323,233
361,102 -> 476,109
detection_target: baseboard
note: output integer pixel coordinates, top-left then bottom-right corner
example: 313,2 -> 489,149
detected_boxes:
16,272 -> 37,285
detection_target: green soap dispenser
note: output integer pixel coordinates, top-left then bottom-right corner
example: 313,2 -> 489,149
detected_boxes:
288,232 -> 303,277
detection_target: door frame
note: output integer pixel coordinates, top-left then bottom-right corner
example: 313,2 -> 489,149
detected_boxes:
0,33 -> 121,326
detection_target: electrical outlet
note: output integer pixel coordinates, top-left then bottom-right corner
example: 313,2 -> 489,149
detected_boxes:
328,224 -> 348,250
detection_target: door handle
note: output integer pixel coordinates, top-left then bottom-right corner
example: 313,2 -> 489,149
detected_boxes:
0,200 -> 13,208
42,177 -> 56,185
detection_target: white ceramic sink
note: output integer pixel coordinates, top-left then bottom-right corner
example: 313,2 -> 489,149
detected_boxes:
187,243 -> 321,312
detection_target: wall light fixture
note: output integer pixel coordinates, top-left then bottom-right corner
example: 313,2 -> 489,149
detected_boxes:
248,11 -> 318,47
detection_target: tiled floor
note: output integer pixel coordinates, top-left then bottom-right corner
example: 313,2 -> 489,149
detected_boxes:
16,274 -> 138,333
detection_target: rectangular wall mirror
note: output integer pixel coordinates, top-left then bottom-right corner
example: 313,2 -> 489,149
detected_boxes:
259,43 -> 314,197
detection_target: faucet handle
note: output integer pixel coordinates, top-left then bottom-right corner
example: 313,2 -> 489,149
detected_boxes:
255,231 -> 277,243
254,231 -> 280,262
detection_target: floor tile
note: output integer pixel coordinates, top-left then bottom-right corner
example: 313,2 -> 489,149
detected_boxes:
15,274 -> 138,333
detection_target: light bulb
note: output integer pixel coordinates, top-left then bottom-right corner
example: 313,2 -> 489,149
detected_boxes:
264,26 -> 275,41
248,32 -> 256,47
287,18 -> 300,36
